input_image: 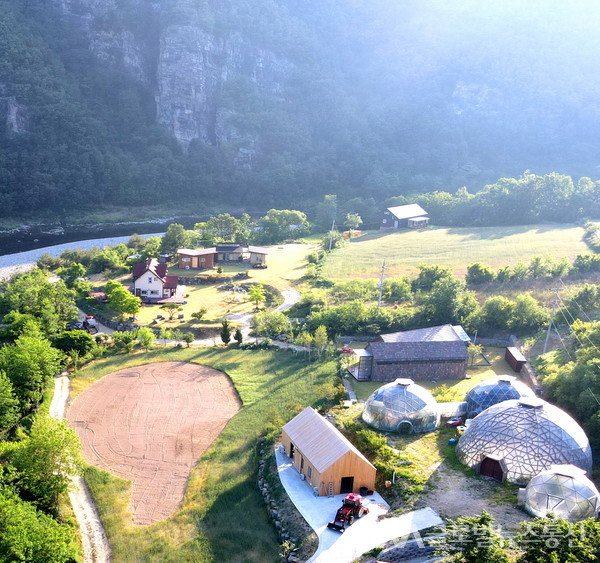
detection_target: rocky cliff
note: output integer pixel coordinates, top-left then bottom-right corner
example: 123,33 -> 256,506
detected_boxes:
55,0 -> 294,153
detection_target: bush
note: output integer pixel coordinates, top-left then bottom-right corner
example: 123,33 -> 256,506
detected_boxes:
465,262 -> 495,284
53,330 -> 95,356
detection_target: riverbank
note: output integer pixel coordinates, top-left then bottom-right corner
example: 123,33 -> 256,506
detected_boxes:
0,233 -> 163,281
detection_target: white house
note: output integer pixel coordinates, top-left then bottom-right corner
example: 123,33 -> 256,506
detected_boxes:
132,259 -> 178,302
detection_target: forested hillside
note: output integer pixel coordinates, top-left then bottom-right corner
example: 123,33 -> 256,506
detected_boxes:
2,0 -> 600,219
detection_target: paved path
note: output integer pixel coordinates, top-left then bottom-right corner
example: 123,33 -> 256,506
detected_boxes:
275,448 -> 443,563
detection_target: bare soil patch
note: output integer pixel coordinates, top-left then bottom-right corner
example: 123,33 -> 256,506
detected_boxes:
67,361 -> 240,525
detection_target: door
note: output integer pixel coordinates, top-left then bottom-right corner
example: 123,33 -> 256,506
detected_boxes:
289,443 -> 295,459
480,457 -> 504,481
340,476 -> 354,494
135,288 -> 141,297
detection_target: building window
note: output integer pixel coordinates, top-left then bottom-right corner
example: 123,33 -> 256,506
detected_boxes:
200,258 -> 205,263
307,467 -> 312,479
382,219 -> 387,224
150,290 -> 159,296
181,257 -> 191,262
148,277 -> 153,283
141,290 -> 147,295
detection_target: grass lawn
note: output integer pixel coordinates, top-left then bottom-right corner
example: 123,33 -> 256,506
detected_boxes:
348,347 -> 528,402
71,348 -> 338,562
321,224 -> 590,280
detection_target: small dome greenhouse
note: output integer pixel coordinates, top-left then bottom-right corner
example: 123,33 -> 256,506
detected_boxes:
465,375 -> 535,418
362,378 -> 440,434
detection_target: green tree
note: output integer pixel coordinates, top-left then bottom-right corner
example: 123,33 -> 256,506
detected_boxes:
435,511 -> 510,562
0,372 -> 20,438
412,264 -> 453,292
234,327 -> 243,346
313,325 -> 330,359
53,330 -> 95,356
107,285 -> 141,320
220,319 -> 232,345
258,209 -> 310,243
422,277 -> 478,325
0,487 -> 78,562
382,277 -> 412,303
0,311 -> 43,341
516,515 -> 600,563
160,303 -> 183,320
479,296 -> 514,329
194,213 -> 254,244
127,233 -> 147,250
248,283 -> 267,310
508,294 -> 548,332
191,307 -> 208,322
111,331 -> 137,352
465,263 -> 495,285
11,417 -> 82,510
182,332 -> 194,348
135,327 -> 155,351
252,311 -> 293,338
344,212 -> 363,236
57,262 -> 86,289
160,223 -> 189,255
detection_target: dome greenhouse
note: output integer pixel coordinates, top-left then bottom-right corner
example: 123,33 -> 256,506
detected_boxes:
465,375 -> 535,418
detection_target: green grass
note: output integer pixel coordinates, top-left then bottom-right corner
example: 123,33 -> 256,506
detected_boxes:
71,348 -> 338,562
321,224 -> 589,280
348,348 -> 527,402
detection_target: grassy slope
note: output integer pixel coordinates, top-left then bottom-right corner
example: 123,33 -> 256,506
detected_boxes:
71,348 -> 337,562
321,224 -> 589,280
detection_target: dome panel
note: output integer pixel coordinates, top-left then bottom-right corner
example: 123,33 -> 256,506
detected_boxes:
362,378 -> 440,434
457,399 -> 593,484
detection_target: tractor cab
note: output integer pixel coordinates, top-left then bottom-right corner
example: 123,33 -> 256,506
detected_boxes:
327,493 -> 369,532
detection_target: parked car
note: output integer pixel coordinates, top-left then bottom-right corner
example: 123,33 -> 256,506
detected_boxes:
252,263 -> 267,269
446,417 -> 465,427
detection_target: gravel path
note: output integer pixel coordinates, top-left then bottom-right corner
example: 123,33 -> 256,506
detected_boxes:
50,373 -> 112,563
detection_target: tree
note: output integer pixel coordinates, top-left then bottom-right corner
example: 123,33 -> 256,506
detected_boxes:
160,223 -> 189,255
0,311 -> 43,341
11,417 -> 82,510
160,303 -> 183,320
412,264 -> 453,292
435,511 -> 510,562
313,325 -> 330,359
52,330 -> 95,356
516,515 -> 600,563
191,307 -> 208,322
57,262 -> 86,289
135,327 -> 155,351
465,263 -> 495,285
111,331 -> 136,352
382,277 -> 412,303
0,487 -> 78,562
194,213 -> 254,244
479,296 -> 514,329
257,209 -> 310,243
220,319 -> 232,345
344,212 -> 363,236
106,285 -> 141,320
251,312 -> 293,338
0,372 -> 20,438
127,233 -> 147,250
422,277 -> 478,325
182,332 -> 194,347
508,294 -> 547,332
248,283 -> 266,310
234,328 -> 243,346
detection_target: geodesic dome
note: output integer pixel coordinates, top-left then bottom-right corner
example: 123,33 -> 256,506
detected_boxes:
522,465 -> 600,521
465,375 -> 535,418
362,378 -> 440,434
456,397 -> 593,484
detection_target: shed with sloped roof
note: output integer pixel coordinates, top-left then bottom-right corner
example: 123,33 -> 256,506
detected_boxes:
280,407 -> 376,496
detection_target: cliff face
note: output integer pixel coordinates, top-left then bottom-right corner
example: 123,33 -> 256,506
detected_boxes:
55,0 -> 293,152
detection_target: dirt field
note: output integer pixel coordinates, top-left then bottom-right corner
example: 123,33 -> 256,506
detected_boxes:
67,361 -> 241,525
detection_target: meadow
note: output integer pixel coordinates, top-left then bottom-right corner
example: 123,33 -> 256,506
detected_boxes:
71,348 -> 338,562
321,224 -> 590,280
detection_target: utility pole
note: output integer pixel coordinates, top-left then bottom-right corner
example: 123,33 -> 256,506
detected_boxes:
328,219 -> 336,252
377,259 -> 387,311
543,286 -> 560,354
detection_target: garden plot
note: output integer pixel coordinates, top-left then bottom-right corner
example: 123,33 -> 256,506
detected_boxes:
67,361 -> 240,525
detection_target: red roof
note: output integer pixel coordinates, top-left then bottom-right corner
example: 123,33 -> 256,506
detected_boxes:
132,259 -> 168,281
164,275 -> 179,289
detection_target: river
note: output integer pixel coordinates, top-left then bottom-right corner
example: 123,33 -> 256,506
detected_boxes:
0,233 -> 163,281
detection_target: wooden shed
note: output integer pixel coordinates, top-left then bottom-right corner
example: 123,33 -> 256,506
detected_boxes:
281,407 -> 376,496
505,347 -> 527,373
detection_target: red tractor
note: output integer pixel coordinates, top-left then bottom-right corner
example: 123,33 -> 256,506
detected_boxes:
327,493 -> 369,532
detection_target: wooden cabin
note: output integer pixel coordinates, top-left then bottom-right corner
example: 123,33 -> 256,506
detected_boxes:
280,407 -> 376,496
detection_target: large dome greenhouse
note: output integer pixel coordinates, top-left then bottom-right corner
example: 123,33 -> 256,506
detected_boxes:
465,375 -> 535,418
362,378 -> 440,434
521,464 -> 600,521
456,397 -> 592,484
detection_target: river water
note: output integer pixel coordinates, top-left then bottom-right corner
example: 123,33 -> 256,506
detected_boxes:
0,232 -> 163,280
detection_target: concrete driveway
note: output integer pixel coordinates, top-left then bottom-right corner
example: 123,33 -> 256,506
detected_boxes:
275,448 -> 443,563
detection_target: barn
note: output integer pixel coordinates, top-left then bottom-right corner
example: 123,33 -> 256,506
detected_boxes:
346,325 -> 469,382
380,203 -> 429,229
280,407 -> 376,496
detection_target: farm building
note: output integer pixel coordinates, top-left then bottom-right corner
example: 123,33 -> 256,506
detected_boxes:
519,465 -> 600,522
132,258 -> 179,302
362,378 -> 440,434
380,203 -> 429,229
345,325 -> 469,382
465,375 -> 535,418
456,397 -> 593,484
176,244 -> 268,269
280,407 -> 376,496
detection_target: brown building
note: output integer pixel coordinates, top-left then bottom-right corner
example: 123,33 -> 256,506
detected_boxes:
178,248 -> 217,269
177,244 -> 268,269
280,407 -> 376,496
346,324 -> 469,382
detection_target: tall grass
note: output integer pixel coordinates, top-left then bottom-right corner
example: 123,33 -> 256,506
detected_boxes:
73,348 -> 338,562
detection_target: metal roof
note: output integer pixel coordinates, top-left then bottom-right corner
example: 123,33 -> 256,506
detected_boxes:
368,340 -> 468,362
282,407 -> 375,473
177,248 -> 217,256
378,324 -> 469,343
386,203 -> 428,220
